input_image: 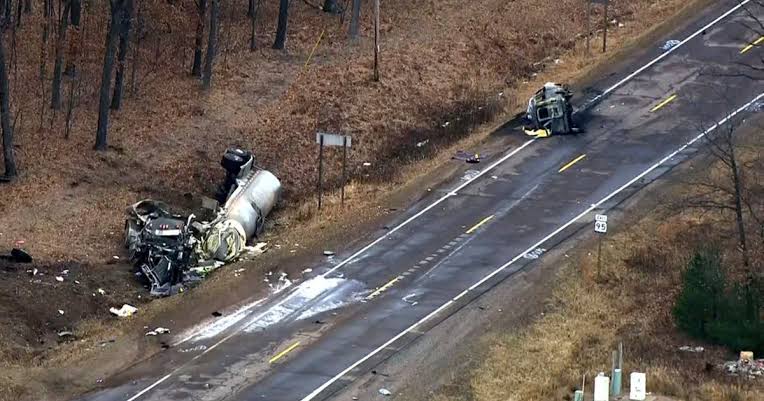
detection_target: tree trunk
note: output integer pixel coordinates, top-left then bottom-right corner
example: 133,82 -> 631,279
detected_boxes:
23,0 -> 30,13
349,0 -> 360,39
129,3 -> 141,94
15,0 -> 22,27
322,0 -> 339,13
249,0 -> 259,50
64,0 -> 81,76
191,0 -> 206,77
95,0 -> 122,151
4,0 -> 11,22
202,0 -> 218,89
247,0 -> 254,17
51,0 -> 70,110
273,0 -> 288,50
111,0 -> 133,110
0,32 -> 16,179
39,0 -> 51,128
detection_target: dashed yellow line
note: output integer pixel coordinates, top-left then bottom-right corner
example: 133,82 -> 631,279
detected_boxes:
466,215 -> 494,234
558,154 -> 587,173
740,36 -> 764,54
650,94 -> 677,112
269,341 -> 301,364
366,276 -> 402,300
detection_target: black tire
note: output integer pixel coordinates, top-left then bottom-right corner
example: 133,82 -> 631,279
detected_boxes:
225,147 -> 251,160
221,152 -> 246,173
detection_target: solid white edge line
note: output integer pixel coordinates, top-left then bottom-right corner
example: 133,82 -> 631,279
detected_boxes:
300,93 -> 764,401
322,138 -> 537,276
581,0 -> 751,109
125,374 -> 172,401
124,3 -> 751,400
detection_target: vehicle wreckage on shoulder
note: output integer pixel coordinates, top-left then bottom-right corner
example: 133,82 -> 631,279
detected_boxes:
522,82 -> 582,138
124,148 -> 281,297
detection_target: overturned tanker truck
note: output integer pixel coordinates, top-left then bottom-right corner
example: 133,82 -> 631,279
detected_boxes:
125,148 -> 281,296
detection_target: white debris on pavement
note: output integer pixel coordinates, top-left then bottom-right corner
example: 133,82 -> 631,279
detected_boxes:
661,39 -> 681,50
145,327 -> 171,336
110,304 -> 138,317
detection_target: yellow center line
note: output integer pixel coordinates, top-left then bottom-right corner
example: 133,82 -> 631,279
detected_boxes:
366,276 -> 402,300
269,341 -> 301,364
558,154 -> 587,173
465,215 -> 494,234
650,94 -> 677,112
741,36 -> 764,54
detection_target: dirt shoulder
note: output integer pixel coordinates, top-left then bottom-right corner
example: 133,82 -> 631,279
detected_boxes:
0,0 -> 718,400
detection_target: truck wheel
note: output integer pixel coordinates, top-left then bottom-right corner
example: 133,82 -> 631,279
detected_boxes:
221,153 -> 246,173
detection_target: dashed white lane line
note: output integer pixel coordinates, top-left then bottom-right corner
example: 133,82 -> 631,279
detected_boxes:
299,93 -> 764,401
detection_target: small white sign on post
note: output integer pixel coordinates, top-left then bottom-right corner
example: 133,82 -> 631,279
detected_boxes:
629,372 -> 646,401
593,372 -> 610,401
595,214 -> 608,222
595,221 -> 608,234
316,132 -> 352,148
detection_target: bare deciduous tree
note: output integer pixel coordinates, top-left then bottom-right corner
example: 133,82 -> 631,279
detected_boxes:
273,0 -> 289,50
95,0 -> 126,151
0,22 -> 16,179
111,0 -> 133,110
191,0 -> 206,77
349,0 -> 360,39
202,0 -> 218,89
51,0 -> 71,110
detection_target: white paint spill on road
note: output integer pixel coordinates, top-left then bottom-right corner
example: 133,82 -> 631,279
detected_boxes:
173,277 -> 294,344
244,276 -> 363,332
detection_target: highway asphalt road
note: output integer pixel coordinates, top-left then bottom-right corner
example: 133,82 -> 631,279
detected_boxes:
77,1 -> 764,400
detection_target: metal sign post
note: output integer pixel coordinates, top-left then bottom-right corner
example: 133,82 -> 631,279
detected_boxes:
594,214 -> 608,279
318,134 -> 325,210
590,0 -> 609,53
316,132 -> 353,211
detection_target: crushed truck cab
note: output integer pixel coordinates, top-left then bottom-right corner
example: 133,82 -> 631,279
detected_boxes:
523,82 -> 580,137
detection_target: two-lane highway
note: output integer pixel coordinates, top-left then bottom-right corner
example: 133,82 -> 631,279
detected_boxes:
77,1 -> 764,400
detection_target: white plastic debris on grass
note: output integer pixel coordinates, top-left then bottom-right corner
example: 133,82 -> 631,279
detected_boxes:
110,304 -> 138,317
244,276 -> 364,332
678,345 -> 704,353
242,242 -> 268,257
379,388 -> 392,396
55,276 -> 64,282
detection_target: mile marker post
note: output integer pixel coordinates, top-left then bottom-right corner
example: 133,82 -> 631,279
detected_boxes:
594,214 -> 608,280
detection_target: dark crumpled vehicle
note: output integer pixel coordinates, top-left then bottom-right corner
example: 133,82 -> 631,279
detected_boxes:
124,200 -> 198,296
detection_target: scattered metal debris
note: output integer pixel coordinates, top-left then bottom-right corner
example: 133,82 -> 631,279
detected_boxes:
723,352 -> 763,379
110,304 -> 138,317
124,148 -> 281,297
661,39 -> 681,51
